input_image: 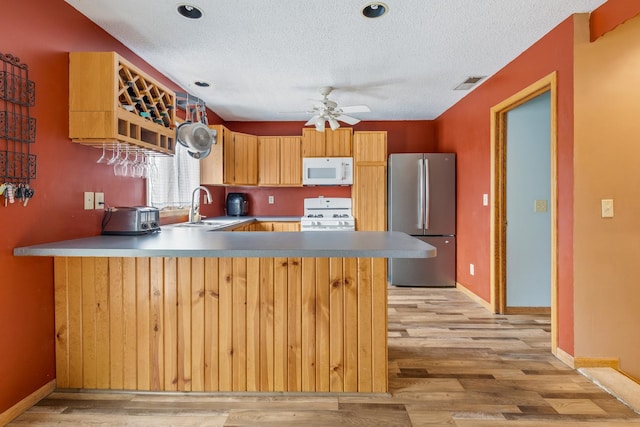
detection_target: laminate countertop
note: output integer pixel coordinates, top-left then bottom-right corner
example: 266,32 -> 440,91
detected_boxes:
13,228 -> 436,259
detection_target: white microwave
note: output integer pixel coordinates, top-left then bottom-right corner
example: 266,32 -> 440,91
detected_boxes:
302,157 -> 353,186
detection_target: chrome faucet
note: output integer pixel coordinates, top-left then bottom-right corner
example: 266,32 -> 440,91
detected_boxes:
189,186 -> 213,223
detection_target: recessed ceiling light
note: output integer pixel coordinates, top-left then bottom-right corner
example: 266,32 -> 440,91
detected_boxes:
194,81 -> 211,88
362,2 -> 388,18
177,4 -> 203,19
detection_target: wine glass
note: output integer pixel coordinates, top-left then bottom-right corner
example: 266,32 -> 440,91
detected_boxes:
114,147 -> 131,176
96,144 -> 108,164
107,144 -> 121,165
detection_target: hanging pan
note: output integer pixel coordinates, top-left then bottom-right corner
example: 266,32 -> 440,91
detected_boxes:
176,122 -> 217,159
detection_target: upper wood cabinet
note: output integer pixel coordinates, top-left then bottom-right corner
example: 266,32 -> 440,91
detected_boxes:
200,126 -> 258,185
230,132 -> 259,185
352,131 -> 388,231
258,136 -> 302,186
200,125 -> 229,185
68,52 -> 176,155
301,128 -> 352,157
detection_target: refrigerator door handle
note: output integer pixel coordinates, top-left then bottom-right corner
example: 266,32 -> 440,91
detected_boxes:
424,157 -> 430,230
418,158 -> 424,229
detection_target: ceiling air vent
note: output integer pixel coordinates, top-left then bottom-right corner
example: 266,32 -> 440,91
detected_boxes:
454,76 -> 485,91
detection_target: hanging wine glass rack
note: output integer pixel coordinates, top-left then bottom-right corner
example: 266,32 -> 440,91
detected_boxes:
0,52 -> 36,184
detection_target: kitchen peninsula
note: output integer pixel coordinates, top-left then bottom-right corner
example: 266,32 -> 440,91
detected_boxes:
15,228 -> 434,394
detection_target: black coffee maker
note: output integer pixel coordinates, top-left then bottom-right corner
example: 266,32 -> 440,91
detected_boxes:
226,193 -> 249,216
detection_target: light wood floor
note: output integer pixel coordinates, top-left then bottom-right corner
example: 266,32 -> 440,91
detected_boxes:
10,287 -> 640,426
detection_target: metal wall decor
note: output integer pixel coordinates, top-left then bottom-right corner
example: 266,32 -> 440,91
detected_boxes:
1,52 -> 36,206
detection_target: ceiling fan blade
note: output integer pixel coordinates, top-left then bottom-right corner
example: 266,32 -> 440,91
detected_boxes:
335,114 -> 360,125
339,105 -> 370,114
305,115 -> 321,126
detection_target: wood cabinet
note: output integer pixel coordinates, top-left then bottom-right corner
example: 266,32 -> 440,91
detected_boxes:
258,136 -> 302,186
200,126 -> 258,186
301,128 -> 352,157
53,255 -> 387,393
353,131 -> 387,231
230,132 -> 258,185
69,52 -> 176,155
234,221 -> 300,232
200,125 -> 231,185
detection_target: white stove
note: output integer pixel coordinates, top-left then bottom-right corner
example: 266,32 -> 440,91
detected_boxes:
300,197 -> 355,231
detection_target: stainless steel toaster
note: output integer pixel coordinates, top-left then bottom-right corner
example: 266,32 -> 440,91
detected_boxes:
101,206 -> 160,235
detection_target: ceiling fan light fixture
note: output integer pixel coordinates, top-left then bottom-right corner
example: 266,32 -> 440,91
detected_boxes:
328,117 -> 340,131
177,4 -> 204,19
361,2 -> 388,19
314,117 -> 325,132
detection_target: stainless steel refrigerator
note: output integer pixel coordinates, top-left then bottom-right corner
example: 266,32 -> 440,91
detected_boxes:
388,153 -> 456,287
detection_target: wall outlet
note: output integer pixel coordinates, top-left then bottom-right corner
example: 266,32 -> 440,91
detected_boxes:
482,194 -> 489,206
601,199 -> 614,218
470,263 -> 475,276
84,192 -> 94,210
268,195 -> 274,205
95,192 -> 105,210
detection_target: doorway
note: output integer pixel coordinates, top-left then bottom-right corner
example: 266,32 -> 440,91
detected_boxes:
490,73 -> 558,353
505,91 -> 551,310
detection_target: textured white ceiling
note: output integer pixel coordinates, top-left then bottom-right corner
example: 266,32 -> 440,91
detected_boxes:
64,0 -> 606,122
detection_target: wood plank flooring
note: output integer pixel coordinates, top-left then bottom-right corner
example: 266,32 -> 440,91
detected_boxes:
10,287 -> 640,426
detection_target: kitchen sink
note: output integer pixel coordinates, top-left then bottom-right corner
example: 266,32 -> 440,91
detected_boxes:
169,219 -> 247,230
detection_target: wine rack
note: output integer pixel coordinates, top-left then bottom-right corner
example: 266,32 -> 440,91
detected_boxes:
69,52 -> 176,155
0,52 -> 36,184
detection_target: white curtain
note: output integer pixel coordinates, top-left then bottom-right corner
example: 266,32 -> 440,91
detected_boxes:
148,144 -> 200,209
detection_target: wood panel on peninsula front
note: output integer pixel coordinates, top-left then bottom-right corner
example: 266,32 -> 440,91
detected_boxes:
54,256 -> 388,393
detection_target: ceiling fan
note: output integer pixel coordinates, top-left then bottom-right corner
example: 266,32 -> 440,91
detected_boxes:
302,86 -> 370,132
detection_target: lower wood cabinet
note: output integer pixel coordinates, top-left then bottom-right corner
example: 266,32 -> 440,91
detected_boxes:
53,256 -> 387,393
234,221 -> 300,232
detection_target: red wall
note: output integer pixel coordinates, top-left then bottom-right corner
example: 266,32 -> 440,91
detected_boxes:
435,0 -> 640,356
0,0 -> 224,414
228,120 -> 437,154
436,17 -> 577,352
0,2 -> 435,414
590,0 -> 640,40
218,121 -> 437,217
11,0 -> 633,416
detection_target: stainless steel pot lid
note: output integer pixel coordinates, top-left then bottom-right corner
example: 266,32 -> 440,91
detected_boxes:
177,122 -> 217,152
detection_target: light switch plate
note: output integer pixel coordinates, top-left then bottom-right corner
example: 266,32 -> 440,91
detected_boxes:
601,199 -> 614,218
482,194 -> 488,206
268,195 -> 274,204
534,199 -> 548,213
84,192 -> 94,210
